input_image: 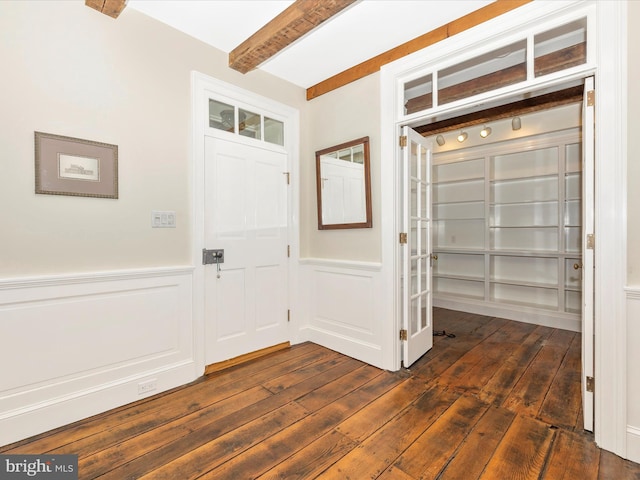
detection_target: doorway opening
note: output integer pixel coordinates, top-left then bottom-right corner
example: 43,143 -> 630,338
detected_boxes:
398,78 -> 594,431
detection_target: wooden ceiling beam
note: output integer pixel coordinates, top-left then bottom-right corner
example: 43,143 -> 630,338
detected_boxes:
413,85 -> 584,137
229,0 -> 358,74
85,0 -> 127,19
306,0 -> 532,100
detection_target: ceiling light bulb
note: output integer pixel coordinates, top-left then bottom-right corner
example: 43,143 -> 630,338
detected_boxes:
457,131 -> 468,142
480,126 -> 492,138
512,116 -> 521,130
436,135 -> 445,146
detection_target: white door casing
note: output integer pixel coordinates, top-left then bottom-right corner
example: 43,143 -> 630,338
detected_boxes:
582,76 -> 595,432
380,0 -> 625,456
401,126 -> 433,367
204,136 -> 289,363
191,72 -> 300,373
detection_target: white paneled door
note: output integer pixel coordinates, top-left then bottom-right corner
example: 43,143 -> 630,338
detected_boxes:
401,126 -> 433,367
204,135 -> 289,364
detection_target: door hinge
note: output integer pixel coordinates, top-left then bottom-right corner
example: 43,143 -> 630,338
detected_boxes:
587,89 -> 595,107
399,135 -> 407,148
586,376 -> 595,392
399,329 -> 408,341
586,234 -> 595,250
287,309 -> 291,322
399,232 -> 408,244
287,245 -> 290,258
283,172 -> 290,185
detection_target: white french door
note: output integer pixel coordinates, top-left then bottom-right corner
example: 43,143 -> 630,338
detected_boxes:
581,76 -> 595,431
204,135 -> 289,364
400,126 -> 433,367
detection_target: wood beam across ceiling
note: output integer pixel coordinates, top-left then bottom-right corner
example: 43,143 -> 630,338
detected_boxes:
413,85 -> 583,137
229,0 -> 358,75
85,0 -> 127,19
306,0 -> 532,100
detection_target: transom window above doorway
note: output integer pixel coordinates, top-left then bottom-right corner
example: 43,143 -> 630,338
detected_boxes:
403,16 -> 588,116
208,98 -> 284,146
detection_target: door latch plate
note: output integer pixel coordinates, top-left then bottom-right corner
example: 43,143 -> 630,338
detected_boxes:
203,249 -> 224,265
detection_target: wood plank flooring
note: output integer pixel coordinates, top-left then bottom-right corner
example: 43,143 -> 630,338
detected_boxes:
3,308 -> 640,479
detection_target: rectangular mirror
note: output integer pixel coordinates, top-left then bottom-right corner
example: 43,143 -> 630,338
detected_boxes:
316,136 -> 372,229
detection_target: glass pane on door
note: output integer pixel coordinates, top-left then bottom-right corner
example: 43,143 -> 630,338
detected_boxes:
209,99 -> 235,133
264,117 -> 284,146
239,108 -> 261,140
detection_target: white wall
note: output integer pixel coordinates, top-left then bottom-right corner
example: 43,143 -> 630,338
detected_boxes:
0,1 -> 305,277
303,73 -> 381,262
0,1 -> 305,446
628,1 -> 640,286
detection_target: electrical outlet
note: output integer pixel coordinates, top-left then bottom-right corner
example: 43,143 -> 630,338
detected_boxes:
138,379 -> 157,395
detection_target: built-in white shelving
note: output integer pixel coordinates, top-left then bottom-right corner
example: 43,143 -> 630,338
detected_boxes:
432,130 -> 582,324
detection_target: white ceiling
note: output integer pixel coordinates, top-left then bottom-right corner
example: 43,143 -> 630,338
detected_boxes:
127,0 -> 493,89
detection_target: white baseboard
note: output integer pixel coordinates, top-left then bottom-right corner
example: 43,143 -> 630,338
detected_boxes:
625,288 -> 640,462
300,325 -> 383,369
627,426 -> 640,464
0,359 -> 195,447
434,295 -> 581,332
0,267 -> 197,446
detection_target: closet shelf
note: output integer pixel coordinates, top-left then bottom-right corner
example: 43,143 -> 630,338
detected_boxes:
490,200 -> 558,206
433,248 -> 584,259
433,199 -> 484,205
489,224 -> 558,229
432,177 -> 484,185
489,278 -> 558,289
490,172 -> 558,183
434,273 -> 484,282
432,129 -> 582,317
564,285 -> 581,292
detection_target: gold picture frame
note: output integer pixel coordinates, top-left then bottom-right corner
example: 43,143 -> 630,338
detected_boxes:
35,131 -> 118,199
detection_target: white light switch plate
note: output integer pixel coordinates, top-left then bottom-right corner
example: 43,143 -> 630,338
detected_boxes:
151,210 -> 176,228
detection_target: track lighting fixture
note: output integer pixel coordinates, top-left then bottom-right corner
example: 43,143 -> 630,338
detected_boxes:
457,131 -> 468,143
480,126 -> 492,138
512,116 -> 521,131
436,134 -> 445,146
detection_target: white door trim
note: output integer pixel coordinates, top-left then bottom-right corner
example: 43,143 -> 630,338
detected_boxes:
380,0 -> 627,457
191,72 -> 300,374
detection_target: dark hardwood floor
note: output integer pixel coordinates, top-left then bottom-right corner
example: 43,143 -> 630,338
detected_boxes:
3,308 -> 640,479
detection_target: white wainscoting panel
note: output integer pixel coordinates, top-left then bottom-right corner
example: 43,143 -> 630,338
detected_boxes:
626,287 -> 640,463
0,267 -> 196,446
299,259 -> 384,368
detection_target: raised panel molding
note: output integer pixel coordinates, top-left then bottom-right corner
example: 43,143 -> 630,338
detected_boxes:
626,287 -> 640,463
299,259 -> 384,368
0,267 -> 196,446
